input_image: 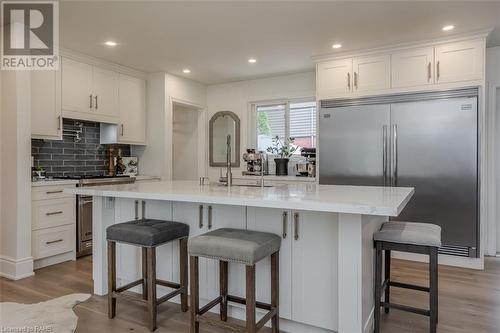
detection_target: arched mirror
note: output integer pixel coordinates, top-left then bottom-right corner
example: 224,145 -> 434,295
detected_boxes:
209,111 -> 240,167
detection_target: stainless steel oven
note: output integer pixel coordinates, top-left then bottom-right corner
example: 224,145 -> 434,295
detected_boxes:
75,176 -> 136,257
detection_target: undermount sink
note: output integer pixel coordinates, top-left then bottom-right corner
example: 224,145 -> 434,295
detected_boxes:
213,181 -> 274,188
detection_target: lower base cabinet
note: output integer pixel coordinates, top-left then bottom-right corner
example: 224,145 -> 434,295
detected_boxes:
247,208 -> 338,330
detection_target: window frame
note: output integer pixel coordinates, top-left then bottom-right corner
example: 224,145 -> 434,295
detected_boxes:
249,97 -> 317,151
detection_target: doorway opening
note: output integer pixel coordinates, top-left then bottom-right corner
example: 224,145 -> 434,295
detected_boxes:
172,102 -> 203,181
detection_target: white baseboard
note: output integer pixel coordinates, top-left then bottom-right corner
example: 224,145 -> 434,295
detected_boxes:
363,307 -> 374,333
33,251 -> 76,270
0,255 -> 34,280
392,251 -> 484,270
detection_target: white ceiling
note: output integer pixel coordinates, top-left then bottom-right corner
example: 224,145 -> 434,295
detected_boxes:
60,1 -> 500,85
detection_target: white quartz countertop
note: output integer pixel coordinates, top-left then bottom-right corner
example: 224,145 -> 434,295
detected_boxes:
66,180 -> 414,216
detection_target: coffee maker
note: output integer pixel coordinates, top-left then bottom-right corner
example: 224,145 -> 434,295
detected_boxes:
295,148 -> 316,177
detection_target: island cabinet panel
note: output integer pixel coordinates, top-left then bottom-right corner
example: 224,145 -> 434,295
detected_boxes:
246,207 -> 293,320
291,210 -> 338,331
247,208 -> 338,330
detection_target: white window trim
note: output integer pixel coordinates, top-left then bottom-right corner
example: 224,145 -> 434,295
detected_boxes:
248,96 -> 316,149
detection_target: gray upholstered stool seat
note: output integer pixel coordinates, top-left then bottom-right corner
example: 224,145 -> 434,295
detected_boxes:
107,218 -> 189,247
188,228 -> 281,265
373,221 -> 442,247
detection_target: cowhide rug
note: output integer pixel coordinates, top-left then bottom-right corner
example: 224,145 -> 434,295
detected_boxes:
0,293 -> 90,333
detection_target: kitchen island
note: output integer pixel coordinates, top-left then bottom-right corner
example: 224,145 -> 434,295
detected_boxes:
67,181 -> 413,333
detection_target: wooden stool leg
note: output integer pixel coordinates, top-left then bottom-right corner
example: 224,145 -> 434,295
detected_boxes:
271,251 -> 280,333
190,256 -> 200,333
374,242 -> 382,333
219,261 -> 228,321
142,247 -> 148,300
246,265 -> 256,333
429,247 -> 438,333
107,241 -> 116,319
147,247 -> 157,331
384,249 -> 391,314
179,238 -> 188,312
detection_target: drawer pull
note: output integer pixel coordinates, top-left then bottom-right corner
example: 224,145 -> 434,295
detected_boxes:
46,190 -> 64,194
208,205 -> 213,230
46,211 -> 63,216
282,211 -> 288,239
85,242 -> 92,248
293,212 -> 299,240
46,239 -> 63,245
84,231 -> 92,236
199,205 -> 204,229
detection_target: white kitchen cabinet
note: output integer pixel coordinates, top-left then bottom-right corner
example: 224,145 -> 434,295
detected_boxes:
317,58 -> 353,99
291,210 -> 337,330
118,74 -> 146,144
62,57 -> 93,115
352,54 -> 391,92
391,47 -> 434,88
92,67 -> 119,119
435,39 -> 484,84
31,70 -> 62,139
246,208 -> 292,320
61,57 -> 119,123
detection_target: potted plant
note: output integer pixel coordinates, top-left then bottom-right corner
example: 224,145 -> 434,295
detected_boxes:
267,136 -> 298,176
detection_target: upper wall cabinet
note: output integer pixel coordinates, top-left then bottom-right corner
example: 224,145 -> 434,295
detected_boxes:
391,47 -> 434,88
435,39 -> 484,84
352,54 -> 391,92
31,70 -> 62,140
118,74 -> 146,144
317,59 -> 353,100
62,57 -> 119,123
316,37 -> 485,100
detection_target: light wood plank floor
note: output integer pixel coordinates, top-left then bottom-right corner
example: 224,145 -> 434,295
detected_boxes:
1,256 -> 499,332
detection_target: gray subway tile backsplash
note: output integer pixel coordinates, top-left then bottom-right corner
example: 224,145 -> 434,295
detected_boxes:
32,118 -> 130,177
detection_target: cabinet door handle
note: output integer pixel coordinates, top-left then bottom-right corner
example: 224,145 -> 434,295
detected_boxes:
436,61 -> 440,81
46,239 -> 63,245
89,94 -> 93,108
141,200 -> 146,218
354,72 -> 358,89
282,211 -> 288,239
293,212 -> 299,240
121,124 -> 124,136
46,211 -> 63,216
198,205 -> 204,228
427,62 -> 432,81
46,190 -> 63,194
57,116 -> 61,131
347,72 -> 351,90
134,200 -> 139,220
208,205 -> 213,230
95,95 -> 98,109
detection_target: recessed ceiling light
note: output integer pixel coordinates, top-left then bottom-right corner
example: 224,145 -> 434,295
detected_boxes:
183,69 -> 191,74
248,58 -> 257,63
442,25 -> 455,31
104,41 -> 117,47
332,44 -> 342,49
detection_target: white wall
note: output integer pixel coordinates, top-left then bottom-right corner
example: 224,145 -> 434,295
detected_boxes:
206,71 -> 315,180
132,73 -> 206,180
486,46 -> 500,254
0,71 -> 33,279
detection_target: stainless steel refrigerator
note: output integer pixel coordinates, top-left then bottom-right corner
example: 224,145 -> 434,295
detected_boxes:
319,89 -> 479,257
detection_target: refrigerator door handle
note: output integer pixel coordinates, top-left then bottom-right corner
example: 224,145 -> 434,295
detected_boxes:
383,125 -> 388,186
392,124 -> 398,186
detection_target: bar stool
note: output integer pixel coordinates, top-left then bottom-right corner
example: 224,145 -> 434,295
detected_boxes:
373,221 -> 441,333
106,219 -> 190,331
188,228 -> 281,333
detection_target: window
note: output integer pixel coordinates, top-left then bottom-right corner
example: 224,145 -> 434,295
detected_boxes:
256,100 -> 316,153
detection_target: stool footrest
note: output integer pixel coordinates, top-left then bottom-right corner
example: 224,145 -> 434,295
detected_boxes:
112,291 -> 147,304
197,315 -> 245,333
380,301 -> 430,316
116,279 -> 144,293
389,281 -> 430,292
156,279 -> 181,289
256,307 -> 277,332
227,294 -> 272,311
199,296 -> 222,316
157,287 -> 186,305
